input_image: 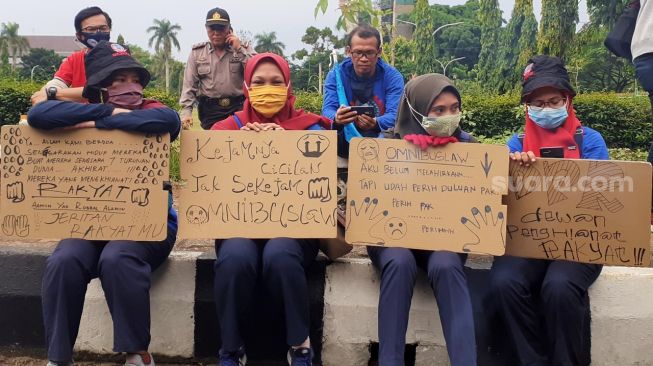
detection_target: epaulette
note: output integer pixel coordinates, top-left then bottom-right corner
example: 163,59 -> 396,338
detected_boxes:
192,42 -> 208,50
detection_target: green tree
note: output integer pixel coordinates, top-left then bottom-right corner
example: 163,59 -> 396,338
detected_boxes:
314,0 -> 389,32
422,1 -> 482,76
568,24 -> 634,93
147,18 -> 181,92
586,0 -> 629,27
413,0 -> 436,75
18,48 -> 63,82
496,0 -> 538,92
537,0 -> 578,59
254,31 -> 286,56
476,0 -> 503,87
116,34 -> 125,44
385,36 -> 416,80
291,26 -> 344,91
0,22 -> 29,70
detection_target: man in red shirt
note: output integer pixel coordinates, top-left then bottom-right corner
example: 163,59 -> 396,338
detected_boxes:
31,6 -> 112,104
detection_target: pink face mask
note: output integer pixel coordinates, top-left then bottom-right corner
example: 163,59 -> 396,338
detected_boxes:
106,83 -> 143,109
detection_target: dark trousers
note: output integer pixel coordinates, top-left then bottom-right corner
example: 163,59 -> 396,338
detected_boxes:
41,230 -> 176,363
634,52 -> 653,116
198,98 -> 244,130
367,247 -> 477,366
490,256 -> 602,366
214,237 -> 319,352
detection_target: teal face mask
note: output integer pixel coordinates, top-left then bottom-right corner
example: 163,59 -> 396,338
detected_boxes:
406,97 -> 461,137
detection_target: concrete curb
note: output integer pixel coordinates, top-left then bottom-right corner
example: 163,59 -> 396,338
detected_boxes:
3,244 -> 653,365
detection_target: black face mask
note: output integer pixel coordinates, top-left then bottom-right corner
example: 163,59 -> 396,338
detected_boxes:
79,32 -> 110,48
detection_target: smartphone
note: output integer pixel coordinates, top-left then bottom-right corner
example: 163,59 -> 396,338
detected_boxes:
540,146 -> 564,158
349,106 -> 375,118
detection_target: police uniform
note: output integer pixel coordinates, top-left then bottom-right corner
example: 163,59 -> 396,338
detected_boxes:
179,8 -> 253,130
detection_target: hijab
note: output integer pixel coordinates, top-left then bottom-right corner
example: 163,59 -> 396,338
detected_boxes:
394,73 -> 462,138
212,53 -> 331,130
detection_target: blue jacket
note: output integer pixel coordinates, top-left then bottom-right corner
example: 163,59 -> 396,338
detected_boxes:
322,57 -> 404,133
28,100 -> 181,233
507,126 -> 609,160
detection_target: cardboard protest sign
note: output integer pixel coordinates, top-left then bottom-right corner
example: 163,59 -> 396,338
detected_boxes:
505,159 -> 652,267
178,131 -> 337,239
0,126 -> 170,241
345,138 -> 509,255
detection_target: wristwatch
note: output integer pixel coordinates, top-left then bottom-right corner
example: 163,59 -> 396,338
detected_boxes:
46,87 -> 58,100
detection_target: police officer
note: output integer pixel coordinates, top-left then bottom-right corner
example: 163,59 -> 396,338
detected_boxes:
180,7 -> 253,130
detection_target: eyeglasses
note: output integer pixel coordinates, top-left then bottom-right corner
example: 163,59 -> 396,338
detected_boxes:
527,96 -> 566,110
208,24 -> 228,33
350,50 -> 378,59
81,25 -> 110,33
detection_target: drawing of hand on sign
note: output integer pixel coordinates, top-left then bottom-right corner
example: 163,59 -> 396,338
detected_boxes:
308,177 -> 332,202
6,182 -> 25,203
460,205 -> 505,253
1,215 -> 30,237
346,197 -> 389,245
131,188 -> 150,207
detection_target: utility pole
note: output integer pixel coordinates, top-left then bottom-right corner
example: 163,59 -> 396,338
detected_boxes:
318,62 -> 323,95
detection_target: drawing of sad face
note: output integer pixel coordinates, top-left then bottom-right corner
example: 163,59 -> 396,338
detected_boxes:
186,205 -> 209,225
385,217 -> 407,240
357,138 -> 379,162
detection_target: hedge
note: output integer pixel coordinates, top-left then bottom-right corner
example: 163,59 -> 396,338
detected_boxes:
1,80 -> 651,149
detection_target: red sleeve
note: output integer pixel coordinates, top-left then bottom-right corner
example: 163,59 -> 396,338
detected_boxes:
54,54 -> 75,85
210,116 -> 240,130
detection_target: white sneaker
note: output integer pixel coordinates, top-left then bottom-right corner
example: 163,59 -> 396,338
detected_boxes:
124,352 -> 155,366
46,362 -> 73,366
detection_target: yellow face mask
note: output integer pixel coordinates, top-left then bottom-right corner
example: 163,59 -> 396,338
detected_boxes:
248,85 -> 288,118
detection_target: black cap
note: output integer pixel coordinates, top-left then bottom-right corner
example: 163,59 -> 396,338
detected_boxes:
521,55 -> 576,102
205,7 -> 230,26
82,41 -> 150,103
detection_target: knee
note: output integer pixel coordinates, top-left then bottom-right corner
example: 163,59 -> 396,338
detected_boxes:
381,249 -> 417,279
98,243 -> 139,274
490,268 -> 524,297
46,239 -> 89,271
541,276 -> 578,306
215,238 -> 257,276
263,238 -> 301,272
427,255 -> 463,283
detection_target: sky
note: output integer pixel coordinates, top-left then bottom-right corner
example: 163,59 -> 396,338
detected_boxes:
1,1 -> 589,62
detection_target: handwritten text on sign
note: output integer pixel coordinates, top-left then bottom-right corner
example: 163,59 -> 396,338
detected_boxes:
505,159 -> 652,267
0,126 -> 169,241
346,138 -> 509,255
178,131 -> 337,239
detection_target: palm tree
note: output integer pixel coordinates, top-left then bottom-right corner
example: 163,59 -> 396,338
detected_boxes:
254,31 -> 286,56
147,19 -> 181,92
0,22 -> 29,70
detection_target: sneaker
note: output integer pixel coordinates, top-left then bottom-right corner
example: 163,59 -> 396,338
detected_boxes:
46,362 -> 74,366
124,351 -> 155,366
218,346 -> 247,366
287,347 -> 313,366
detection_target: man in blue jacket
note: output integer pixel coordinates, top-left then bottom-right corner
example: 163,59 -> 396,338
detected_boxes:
322,23 -> 404,158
